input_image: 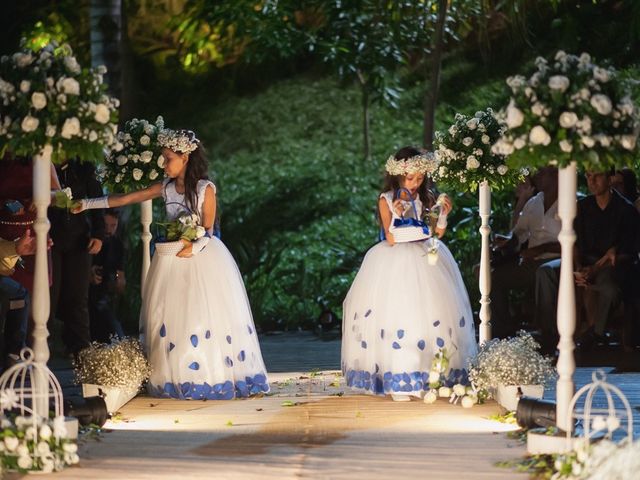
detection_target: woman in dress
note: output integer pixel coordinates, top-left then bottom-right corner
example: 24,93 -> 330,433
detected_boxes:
342,146 -> 478,401
75,129 -> 269,399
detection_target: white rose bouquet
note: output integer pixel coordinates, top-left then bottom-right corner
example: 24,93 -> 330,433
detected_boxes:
496,51 -> 639,170
422,348 -> 478,408
433,108 -> 526,192
468,331 -> 556,397
0,413 -> 78,473
157,212 -> 206,243
101,116 -> 165,193
0,40 -> 119,164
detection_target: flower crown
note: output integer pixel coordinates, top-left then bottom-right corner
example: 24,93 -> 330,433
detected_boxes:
385,152 -> 439,176
157,128 -> 199,154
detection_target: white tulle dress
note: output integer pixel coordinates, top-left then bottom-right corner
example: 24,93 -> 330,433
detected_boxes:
342,191 -> 478,398
142,178 -> 269,399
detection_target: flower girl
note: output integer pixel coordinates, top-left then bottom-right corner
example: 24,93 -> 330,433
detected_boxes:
75,129 -> 269,399
342,146 -> 477,401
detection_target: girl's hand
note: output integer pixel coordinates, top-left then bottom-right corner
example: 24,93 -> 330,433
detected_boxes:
71,200 -> 86,214
392,199 -> 405,216
177,239 -> 193,257
439,194 -> 453,216
386,232 -> 396,246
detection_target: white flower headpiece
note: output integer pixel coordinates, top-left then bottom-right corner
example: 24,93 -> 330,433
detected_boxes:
157,128 -> 199,154
385,152 -> 439,176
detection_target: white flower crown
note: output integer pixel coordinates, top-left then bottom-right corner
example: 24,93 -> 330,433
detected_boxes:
157,128 -> 199,154
385,152 -> 439,176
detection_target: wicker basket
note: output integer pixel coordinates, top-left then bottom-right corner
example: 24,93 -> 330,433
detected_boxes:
154,240 -> 185,256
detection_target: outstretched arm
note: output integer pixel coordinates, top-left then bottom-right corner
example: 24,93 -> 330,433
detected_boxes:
73,182 -> 164,212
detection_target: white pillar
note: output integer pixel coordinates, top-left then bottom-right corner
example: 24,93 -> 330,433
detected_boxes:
556,161 -> 577,432
139,199 -> 152,333
31,145 -> 53,416
478,180 -> 492,344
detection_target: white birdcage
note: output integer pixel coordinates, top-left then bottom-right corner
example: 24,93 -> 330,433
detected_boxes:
566,369 -> 634,447
0,347 -> 75,472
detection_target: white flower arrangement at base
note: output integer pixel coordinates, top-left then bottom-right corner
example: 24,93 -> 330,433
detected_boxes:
498,50 -> 639,170
73,337 -> 151,413
468,331 -> 556,410
422,348 -> 478,408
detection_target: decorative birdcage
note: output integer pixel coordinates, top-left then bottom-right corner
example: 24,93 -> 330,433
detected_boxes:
566,369 -> 634,447
0,347 -> 79,472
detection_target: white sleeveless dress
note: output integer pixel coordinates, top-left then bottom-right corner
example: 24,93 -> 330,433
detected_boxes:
341,191 -> 477,398
142,179 -> 269,399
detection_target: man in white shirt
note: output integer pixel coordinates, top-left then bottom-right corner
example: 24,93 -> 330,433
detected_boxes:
490,166 -> 560,338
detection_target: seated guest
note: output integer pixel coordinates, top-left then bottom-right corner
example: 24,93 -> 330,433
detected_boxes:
536,169 -> 640,350
89,209 -> 126,342
611,168 -> 640,213
490,166 -> 560,338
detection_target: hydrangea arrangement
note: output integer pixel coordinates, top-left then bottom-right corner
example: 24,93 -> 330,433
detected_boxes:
73,337 -> 151,390
0,413 -> 78,473
0,40 -> 120,164
433,108 -> 526,192
468,331 -> 556,397
494,51 -> 639,170
101,116 -> 165,193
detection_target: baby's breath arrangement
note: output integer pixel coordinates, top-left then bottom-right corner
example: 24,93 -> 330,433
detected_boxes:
468,331 -> 556,396
73,337 -> 151,389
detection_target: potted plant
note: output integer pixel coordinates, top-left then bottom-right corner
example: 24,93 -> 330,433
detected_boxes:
468,331 -> 556,411
73,337 -> 151,414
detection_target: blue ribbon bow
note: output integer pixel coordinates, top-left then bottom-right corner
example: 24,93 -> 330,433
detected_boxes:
392,217 -> 430,235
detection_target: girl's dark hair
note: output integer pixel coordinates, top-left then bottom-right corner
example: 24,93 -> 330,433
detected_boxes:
381,146 -> 436,211
616,168 -> 638,202
168,130 -> 209,213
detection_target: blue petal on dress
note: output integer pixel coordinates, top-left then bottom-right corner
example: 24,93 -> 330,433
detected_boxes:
341,191 -> 477,398
142,179 -> 269,399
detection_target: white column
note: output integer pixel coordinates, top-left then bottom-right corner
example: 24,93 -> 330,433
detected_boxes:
478,180 -> 492,344
31,145 -> 53,416
139,199 -> 152,333
556,162 -> 577,432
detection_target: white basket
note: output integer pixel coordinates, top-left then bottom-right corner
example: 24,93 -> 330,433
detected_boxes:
154,240 -> 185,256
492,383 -> 544,411
389,225 -> 431,243
82,384 -> 139,414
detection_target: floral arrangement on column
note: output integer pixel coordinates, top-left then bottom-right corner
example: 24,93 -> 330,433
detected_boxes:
101,116 -> 165,192
494,51 -> 639,170
0,40 -> 120,163
433,108 -> 526,192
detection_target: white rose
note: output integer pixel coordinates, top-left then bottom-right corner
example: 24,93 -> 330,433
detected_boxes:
554,50 -> 567,62
448,125 -> 458,136
548,75 -> 570,93
461,395 -> 477,408
37,440 -> 51,455
57,77 -> 80,95
61,117 -> 81,138
132,168 -> 143,181
559,111 -> 578,128
466,156 -> 480,170
62,187 -> 73,200
466,118 -> 478,130
140,150 -> 153,163
57,93 -> 67,105
593,135 -> 611,147
620,135 -> 637,151
31,91 -> 47,110
592,66 -> 610,83
94,103 -> 110,124
579,52 -> 591,65
474,148 -> 483,156
195,226 -> 206,238
428,371 -> 440,384
21,115 -> 39,132
462,137 -> 473,147
17,454 -> 33,469
116,155 -> 128,166
157,155 -> 166,168
144,125 -> 154,135
64,55 -> 81,74
577,116 -> 592,134
506,100 -> 524,128
423,390 -> 437,404
491,139 -> 514,156
20,80 -> 31,93
497,165 -> 509,175
481,134 -> 490,144
581,136 -> 595,148
0,77 -> 15,94
513,137 -> 526,150
25,426 -> 36,440
89,130 -> 98,141
559,139 -> 573,153
590,94 -> 613,115
529,125 -> 551,146
63,442 -> 78,453
140,134 -> 150,146
149,169 -> 159,180
452,384 -> 466,397
531,102 -> 544,116
618,96 -> 635,116
438,386 -> 452,398
14,52 -> 34,68
113,141 -> 124,152
115,174 -> 122,183
4,436 -> 19,451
